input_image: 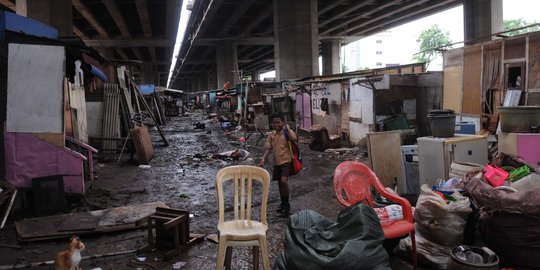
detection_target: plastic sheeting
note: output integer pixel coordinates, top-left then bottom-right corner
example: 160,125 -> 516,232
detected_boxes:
274,204 -> 390,270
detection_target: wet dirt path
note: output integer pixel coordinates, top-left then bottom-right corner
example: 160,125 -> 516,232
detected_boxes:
0,111 -> 413,269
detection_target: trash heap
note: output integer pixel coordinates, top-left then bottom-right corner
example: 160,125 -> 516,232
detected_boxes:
463,152 -> 540,269
394,150 -> 540,269
396,185 -> 472,269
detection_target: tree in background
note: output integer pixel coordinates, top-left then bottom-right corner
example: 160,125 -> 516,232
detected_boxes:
413,24 -> 453,69
503,18 -> 539,36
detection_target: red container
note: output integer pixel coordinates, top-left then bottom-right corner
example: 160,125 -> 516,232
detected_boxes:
484,165 -> 508,187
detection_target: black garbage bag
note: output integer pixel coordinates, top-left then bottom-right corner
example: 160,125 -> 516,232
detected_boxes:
274,203 -> 390,270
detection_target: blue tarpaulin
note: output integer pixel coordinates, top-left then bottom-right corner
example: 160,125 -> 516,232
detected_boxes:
0,11 -> 58,41
140,84 -> 156,94
89,64 -> 108,82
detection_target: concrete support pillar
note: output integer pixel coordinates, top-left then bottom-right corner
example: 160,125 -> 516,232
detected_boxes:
273,0 -> 319,81
463,0 -> 503,45
16,0 -> 73,36
198,72 -> 208,91
251,70 -> 260,82
216,41 -> 239,87
208,67 -> 217,90
321,39 -> 341,75
190,79 -> 199,92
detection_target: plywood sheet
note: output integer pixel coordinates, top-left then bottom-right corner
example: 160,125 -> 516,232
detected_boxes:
367,131 -> 403,190
131,126 -> 154,164
528,35 -> 540,89
70,85 -> 88,143
16,202 -> 167,241
462,45 -> 482,115
443,48 -> 464,67
443,65 -> 463,113
504,37 -> 526,60
7,44 -> 65,133
31,133 -> 65,148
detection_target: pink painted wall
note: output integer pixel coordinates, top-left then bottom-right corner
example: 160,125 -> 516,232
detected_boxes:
4,132 -> 86,194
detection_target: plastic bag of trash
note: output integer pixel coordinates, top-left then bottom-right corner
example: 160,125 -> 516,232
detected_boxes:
414,185 -> 472,246
396,233 -> 453,270
274,204 -> 390,270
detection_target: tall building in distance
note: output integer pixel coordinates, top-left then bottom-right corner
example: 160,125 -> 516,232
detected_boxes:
342,31 -> 405,72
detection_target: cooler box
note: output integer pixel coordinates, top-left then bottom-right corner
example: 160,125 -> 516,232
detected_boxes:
455,121 -> 475,135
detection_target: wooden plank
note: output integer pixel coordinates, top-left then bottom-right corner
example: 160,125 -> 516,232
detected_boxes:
504,37 -> 526,60
31,133 -> 65,148
443,65 -> 463,113
367,131 -> 403,190
528,34 -> 540,89
16,202 -> 167,241
443,47 -> 463,67
64,78 -> 73,137
0,190 -> 17,229
130,126 -> 154,164
462,45 -> 482,115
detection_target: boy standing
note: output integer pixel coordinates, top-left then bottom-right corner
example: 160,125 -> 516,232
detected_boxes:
259,114 -> 297,217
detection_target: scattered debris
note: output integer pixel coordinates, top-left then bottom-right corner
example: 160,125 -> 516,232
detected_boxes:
137,257 -> 147,262
172,261 -> 187,269
138,165 -> 152,169
193,122 -> 206,129
213,149 -> 250,161
15,202 -> 167,241
323,147 -> 360,155
206,234 -> 219,244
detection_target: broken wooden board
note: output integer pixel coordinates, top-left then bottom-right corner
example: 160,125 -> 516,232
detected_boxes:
131,126 -> 154,164
15,201 -> 167,242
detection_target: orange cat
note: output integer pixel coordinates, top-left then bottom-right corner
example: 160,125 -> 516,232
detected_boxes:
54,236 -> 85,270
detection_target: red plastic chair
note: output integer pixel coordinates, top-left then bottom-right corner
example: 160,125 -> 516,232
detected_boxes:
334,161 -> 417,269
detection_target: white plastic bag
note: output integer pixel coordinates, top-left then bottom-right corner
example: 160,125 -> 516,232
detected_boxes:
396,234 -> 453,270
374,204 -> 403,225
414,184 -> 472,246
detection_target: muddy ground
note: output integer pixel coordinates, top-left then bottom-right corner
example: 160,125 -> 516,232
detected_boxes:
0,111 -> 415,269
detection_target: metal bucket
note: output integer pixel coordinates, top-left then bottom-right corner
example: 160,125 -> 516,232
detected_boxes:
448,246 -> 499,270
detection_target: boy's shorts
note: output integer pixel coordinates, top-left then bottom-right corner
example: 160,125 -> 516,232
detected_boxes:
273,162 -> 292,181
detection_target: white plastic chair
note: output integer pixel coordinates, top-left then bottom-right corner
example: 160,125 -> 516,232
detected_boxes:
215,165 -> 271,270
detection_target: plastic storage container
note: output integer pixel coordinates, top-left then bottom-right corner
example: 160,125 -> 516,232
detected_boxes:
499,106 -> 540,133
428,110 -> 456,137
484,165 -> 508,187
448,246 -> 499,270
383,114 -> 409,131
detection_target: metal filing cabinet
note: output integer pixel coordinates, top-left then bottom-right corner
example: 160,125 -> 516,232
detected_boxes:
418,135 -> 488,188
401,145 -> 420,195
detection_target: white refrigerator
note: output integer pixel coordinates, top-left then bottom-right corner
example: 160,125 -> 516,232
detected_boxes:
418,135 -> 488,188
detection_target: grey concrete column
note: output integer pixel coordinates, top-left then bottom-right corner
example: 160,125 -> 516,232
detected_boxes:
321,39 -> 341,75
208,68 -> 217,90
273,0 -> 319,81
251,70 -> 260,82
198,72 -> 209,91
190,79 -> 199,92
216,41 -> 239,86
17,0 -> 73,36
463,0 -> 503,45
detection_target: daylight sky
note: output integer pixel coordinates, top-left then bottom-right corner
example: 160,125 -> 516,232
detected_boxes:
168,0 -> 540,85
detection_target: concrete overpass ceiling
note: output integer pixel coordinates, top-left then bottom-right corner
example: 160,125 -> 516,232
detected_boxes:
166,0 -> 464,89
0,0 -> 182,86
